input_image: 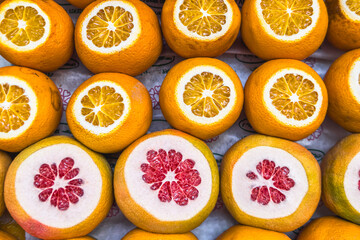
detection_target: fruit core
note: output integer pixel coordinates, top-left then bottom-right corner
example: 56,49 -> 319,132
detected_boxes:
0,6 -> 45,46
33,157 -> 84,211
246,159 -> 295,205
183,71 -> 230,118
141,149 -> 202,206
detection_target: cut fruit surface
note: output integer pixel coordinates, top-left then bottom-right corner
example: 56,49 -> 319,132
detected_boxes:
340,0 -> 360,20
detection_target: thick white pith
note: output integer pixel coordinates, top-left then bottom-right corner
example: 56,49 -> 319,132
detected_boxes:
175,65 -> 237,125
263,68 -> 324,127
0,76 -> 37,139
15,143 -> 102,228
80,1 -> 141,54
231,146 -> 308,219
124,134 -> 212,221
72,80 -> 131,135
0,1 -> 51,51
344,152 -> 360,212
349,58 -> 360,103
340,0 -> 360,21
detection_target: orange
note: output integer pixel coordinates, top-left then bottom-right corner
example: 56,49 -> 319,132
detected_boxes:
321,134 -> 360,225
4,135 -> 113,239
221,134 -> 321,232
0,66 -> 62,152
159,58 -> 243,140
66,0 -> 94,9
0,0 -> 73,72
0,212 -> 25,240
75,0 -> 162,76
66,73 -> 152,154
244,59 -> 328,141
324,49 -> 360,132
0,151 -> 11,217
241,0 -> 328,60
297,216 -> 360,240
216,225 -> 290,240
326,0 -> 360,51
114,129 -> 219,233
0,230 -> 16,240
122,228 -> 198,240
66,237 -> 95,240
161,0 -> 241,58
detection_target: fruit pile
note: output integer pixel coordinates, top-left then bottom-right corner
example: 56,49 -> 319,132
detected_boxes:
0,0 -> 359,239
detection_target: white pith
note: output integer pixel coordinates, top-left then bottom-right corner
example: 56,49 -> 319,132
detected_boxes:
173,0 -> 233,41
175,65 -> 237,125
0,76 -> 37,139
231,146 -> 308,219
340,0 -> 360,21
15,143 -> 102,228
263,68 -> 323,127
344,151 -> 360,212
80,1 -> 141,54
0,1 -> 50,51
349,58 -> 360,103
124,134 -> 212,221
72,80 -> 131,135
255,0 -> 320,41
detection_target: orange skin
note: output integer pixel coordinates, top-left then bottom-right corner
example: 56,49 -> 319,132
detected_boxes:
159,58 -> 244,140
324,49 -> 360,132
114,129 -> 219,233
64,236 -> 96,240
297,216 -> 360,240
4,136 -> 113,239
221,134 -> 321,232
241,0 -> 328,60
122,228 -> 198,240
75,0 -> 162,76
216,225 -> 291,240
0,66 -> 62,152
0,0 -> 74,72
0,230 -> 16,240
66,0 -> 94,9
161,0 -> 241,58
66,73 -> 152,153
0,151 -> 11,217
244,59 -> 328,141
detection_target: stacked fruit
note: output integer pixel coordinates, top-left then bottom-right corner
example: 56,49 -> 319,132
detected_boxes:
0,0 -> 360,239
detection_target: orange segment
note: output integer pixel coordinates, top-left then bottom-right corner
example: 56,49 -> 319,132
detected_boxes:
0,6 -> 45,46
86,6 -> 134,48
346,0 -> 360,15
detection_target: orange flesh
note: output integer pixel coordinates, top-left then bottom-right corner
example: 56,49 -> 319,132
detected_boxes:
346,0 -> 360,15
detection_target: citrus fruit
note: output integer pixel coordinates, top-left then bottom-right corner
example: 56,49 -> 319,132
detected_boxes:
159,58 -> 243,140
221,134 -> 321,232
0,151 -> 11,217
0,230 -> 16,240
297,216 -> 360,240
161,0 -> 241,58
66,0 -> 94,9
4,135 -> 113,239
114,129 -> 219,233
244,59 -> 328,141
326,0 -> 360,51
66,73 -> 152,154
216,225 -> 291,240
241,0 -> 328,60
75,0 -> 162,76
321,134 -> 360,224
66,237 -> 95,240
324,49 -> 360,132
0,0 -> 73,72
0,212 -> 25,240
0,66 -> 62,152
122,228 -> 198,240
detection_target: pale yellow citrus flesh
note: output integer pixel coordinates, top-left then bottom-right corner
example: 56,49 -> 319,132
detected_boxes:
346,0 -> 360,15
269,73 -> 318,120
0,6 -> 45,46
183,71 -> 230,118
261,0 -> 313,36
80,86 -> 124,127
86,6 -> 134,48
179,0 -> 228,36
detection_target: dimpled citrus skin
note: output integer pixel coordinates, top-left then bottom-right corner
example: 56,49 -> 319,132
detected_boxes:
161,0 -> 241,58
297,216 -> 360,240
0,0 -> 73,72
66,0 -> 94,9
221,134 -> 321,232
244,59 -> 328,141
0,66 -> 62,152
75,0 -> 162,76
64,236 -> 96,240
0,151 -> 11,217
324,49 -> 360,132
216,225 -> 291,240
321,134 -> 360,224
114,129 -> 219,233
241,0 -> 328,60
66,73 -> 152,153
122,228 -> 198,240
4,136 -> 113,239
0,230 -> 16,240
